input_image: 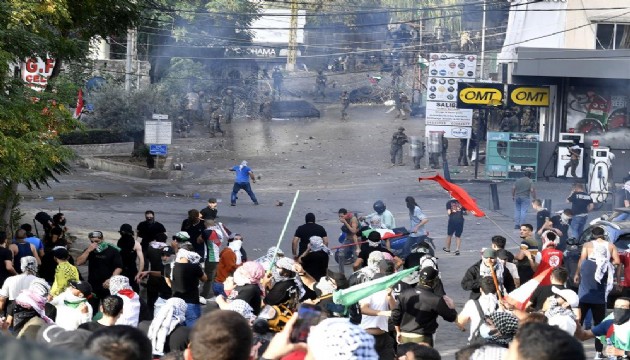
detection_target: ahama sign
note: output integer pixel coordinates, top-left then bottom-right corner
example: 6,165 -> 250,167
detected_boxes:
22,57 -> 55,91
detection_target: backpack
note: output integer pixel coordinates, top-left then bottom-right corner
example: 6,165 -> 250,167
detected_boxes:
468,300 -> 486,344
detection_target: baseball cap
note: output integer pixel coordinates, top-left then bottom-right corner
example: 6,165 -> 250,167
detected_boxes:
326,269 -> 349,290
69,280 -> 93,298
418,266 -> 439,282
173,231 -> 190,242
161,246 -> 175,256
551,286 -> 579,308
482,248 -> 497,259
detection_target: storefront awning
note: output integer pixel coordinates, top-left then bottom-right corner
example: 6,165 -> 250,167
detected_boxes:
512,47 -> 630,80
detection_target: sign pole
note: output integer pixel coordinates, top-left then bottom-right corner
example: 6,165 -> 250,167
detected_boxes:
474,109 -> 485,179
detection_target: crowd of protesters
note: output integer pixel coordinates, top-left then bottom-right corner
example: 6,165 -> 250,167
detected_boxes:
0,190 -> 627,360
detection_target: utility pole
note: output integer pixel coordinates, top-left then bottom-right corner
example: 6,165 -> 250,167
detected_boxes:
125,28 -> 134,91
286,0 -> 298,71
480,0 -> 487,80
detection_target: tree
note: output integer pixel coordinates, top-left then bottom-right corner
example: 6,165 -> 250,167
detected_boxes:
0,0 -> 142,230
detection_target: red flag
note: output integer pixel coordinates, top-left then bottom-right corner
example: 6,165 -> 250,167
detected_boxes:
505,267 -> 553,310
418,173 -> 486,217
73,89 -> 84,119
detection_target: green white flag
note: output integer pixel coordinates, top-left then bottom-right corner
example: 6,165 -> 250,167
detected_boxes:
332,266 -> 419,306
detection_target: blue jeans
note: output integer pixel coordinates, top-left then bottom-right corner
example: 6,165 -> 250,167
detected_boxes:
231,182 -> 258,205
514,196 -> 529,227
213,282 -> 225,296
569,215 -> 588,238
185,303 -> 202,327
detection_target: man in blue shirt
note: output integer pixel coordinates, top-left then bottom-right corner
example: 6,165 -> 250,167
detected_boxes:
19,224 -> 44,258
229,160 -> 259,206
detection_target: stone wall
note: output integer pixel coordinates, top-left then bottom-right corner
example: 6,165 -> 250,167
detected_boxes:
65,142 -> 135,157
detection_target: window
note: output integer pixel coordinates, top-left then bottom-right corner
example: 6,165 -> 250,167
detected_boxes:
596,23 -> 630,50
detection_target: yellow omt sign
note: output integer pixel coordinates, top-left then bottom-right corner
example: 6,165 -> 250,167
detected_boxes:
510,87 -> 549,106
459,87 -> 503,105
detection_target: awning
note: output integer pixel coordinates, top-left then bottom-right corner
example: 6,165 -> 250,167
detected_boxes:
512,47 -> 630,80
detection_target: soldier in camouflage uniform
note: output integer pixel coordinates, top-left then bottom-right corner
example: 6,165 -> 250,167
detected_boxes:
209,105 -> 224,137
390,126 -> 409,166
222,89 -> 235,124
315,70 -> 327,100
340,91 -> 350,120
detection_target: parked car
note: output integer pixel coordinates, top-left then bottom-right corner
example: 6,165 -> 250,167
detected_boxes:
573,208 -> 630,307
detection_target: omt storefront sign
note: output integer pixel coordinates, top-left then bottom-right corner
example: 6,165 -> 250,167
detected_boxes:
507,85 -> 550,107
457,83 -> 504,109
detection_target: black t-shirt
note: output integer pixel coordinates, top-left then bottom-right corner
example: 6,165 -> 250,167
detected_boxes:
357,245 -> 393,267
137,221 -> 167,248
78,321 -> 108,332
0,247 -> 13,288
301,251 -> 329,281
117,235 -> 138,277
200,207 -> 218,220
294,223 -> 328,256
138,321 -> 190,354
181,220 -> 205,259
550,215 -> 570,250
87,246 -> 123,290
536,209 -> 551,234
446,199 -> 465,222
159,263 -> 174,299
171,262 -> 204,304
568,191 -> 593,215
264,280 -> 299,306
231,284 -> 262,315
529,284 -> 565,311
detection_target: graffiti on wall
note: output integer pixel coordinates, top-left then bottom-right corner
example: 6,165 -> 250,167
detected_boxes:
567,87 -> 628,134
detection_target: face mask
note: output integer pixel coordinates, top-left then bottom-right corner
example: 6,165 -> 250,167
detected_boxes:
95,242 -> 109,253
479,323 -> 494,339
560,214 -> 570,224
613,308 -> 630,325
162,255 -> 175,265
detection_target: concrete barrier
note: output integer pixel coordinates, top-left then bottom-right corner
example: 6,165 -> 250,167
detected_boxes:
77,157 -> 173,179
65,142 -> 135,157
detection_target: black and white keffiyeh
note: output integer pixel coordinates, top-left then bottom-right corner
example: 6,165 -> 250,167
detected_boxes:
147,297 -> 187,356
307,318 -> 378,359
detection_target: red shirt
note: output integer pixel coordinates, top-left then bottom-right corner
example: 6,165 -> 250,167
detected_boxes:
534,247 -> 564,286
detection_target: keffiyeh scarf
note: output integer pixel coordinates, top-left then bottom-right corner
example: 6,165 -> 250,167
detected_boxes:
15,289 -> 53,324
176,249 -> 201,264
148,297 -> 187,356
228,240 -> 243,265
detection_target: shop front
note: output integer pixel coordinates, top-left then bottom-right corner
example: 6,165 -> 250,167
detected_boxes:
507,46 -> 630,182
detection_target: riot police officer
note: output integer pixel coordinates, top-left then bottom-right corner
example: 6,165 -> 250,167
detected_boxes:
391,127 -> 409,166
222,89 -> 235,124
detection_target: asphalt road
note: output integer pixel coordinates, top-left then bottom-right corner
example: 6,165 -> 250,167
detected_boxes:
18,103 -> 603,358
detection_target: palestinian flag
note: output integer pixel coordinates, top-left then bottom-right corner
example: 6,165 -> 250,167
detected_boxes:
333,266 -> 418,306
505,267 -> 553,310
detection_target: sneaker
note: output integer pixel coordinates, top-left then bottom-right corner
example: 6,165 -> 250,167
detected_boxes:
254,202 -> 259,205
593,352 -> 604,360
455,250 -> 460,256
231,203 -> 236,206
199,296 -> 207,305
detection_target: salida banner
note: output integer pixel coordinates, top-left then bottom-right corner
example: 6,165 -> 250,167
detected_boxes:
457,83 -> 550,109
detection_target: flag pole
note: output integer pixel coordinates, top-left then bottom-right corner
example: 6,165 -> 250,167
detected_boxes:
489,263 -> 503,301
268,190 -> 300,273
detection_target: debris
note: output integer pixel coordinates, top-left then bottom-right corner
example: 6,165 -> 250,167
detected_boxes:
276,200 -> 284,206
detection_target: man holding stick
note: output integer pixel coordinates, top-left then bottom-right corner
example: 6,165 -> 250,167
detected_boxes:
461,248 -> 515,300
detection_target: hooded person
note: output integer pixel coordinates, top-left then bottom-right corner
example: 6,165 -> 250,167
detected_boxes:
146,297 -> 189,356
117,223 -> 143,293
263,257 -> 309,306
215,237 -> 244,296
479,311 -> 519,347
9,281 -> 54,337
49,280 -> 93,330
298,236 -> 331,281
544,287 -> 578,335
225,261 -> 265,315
354,230 -> 395,271
108,275 -> 141,327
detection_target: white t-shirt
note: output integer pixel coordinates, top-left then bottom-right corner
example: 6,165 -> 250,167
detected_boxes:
50,291 -> 93,330
504,262 -> 520,281
459,296 -> 500,341
359,290 -> 389,332
0,274 -> 38,300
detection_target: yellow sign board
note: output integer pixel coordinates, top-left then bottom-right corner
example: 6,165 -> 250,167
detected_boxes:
458,87 -> 503,105
508,86 -> 550,107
